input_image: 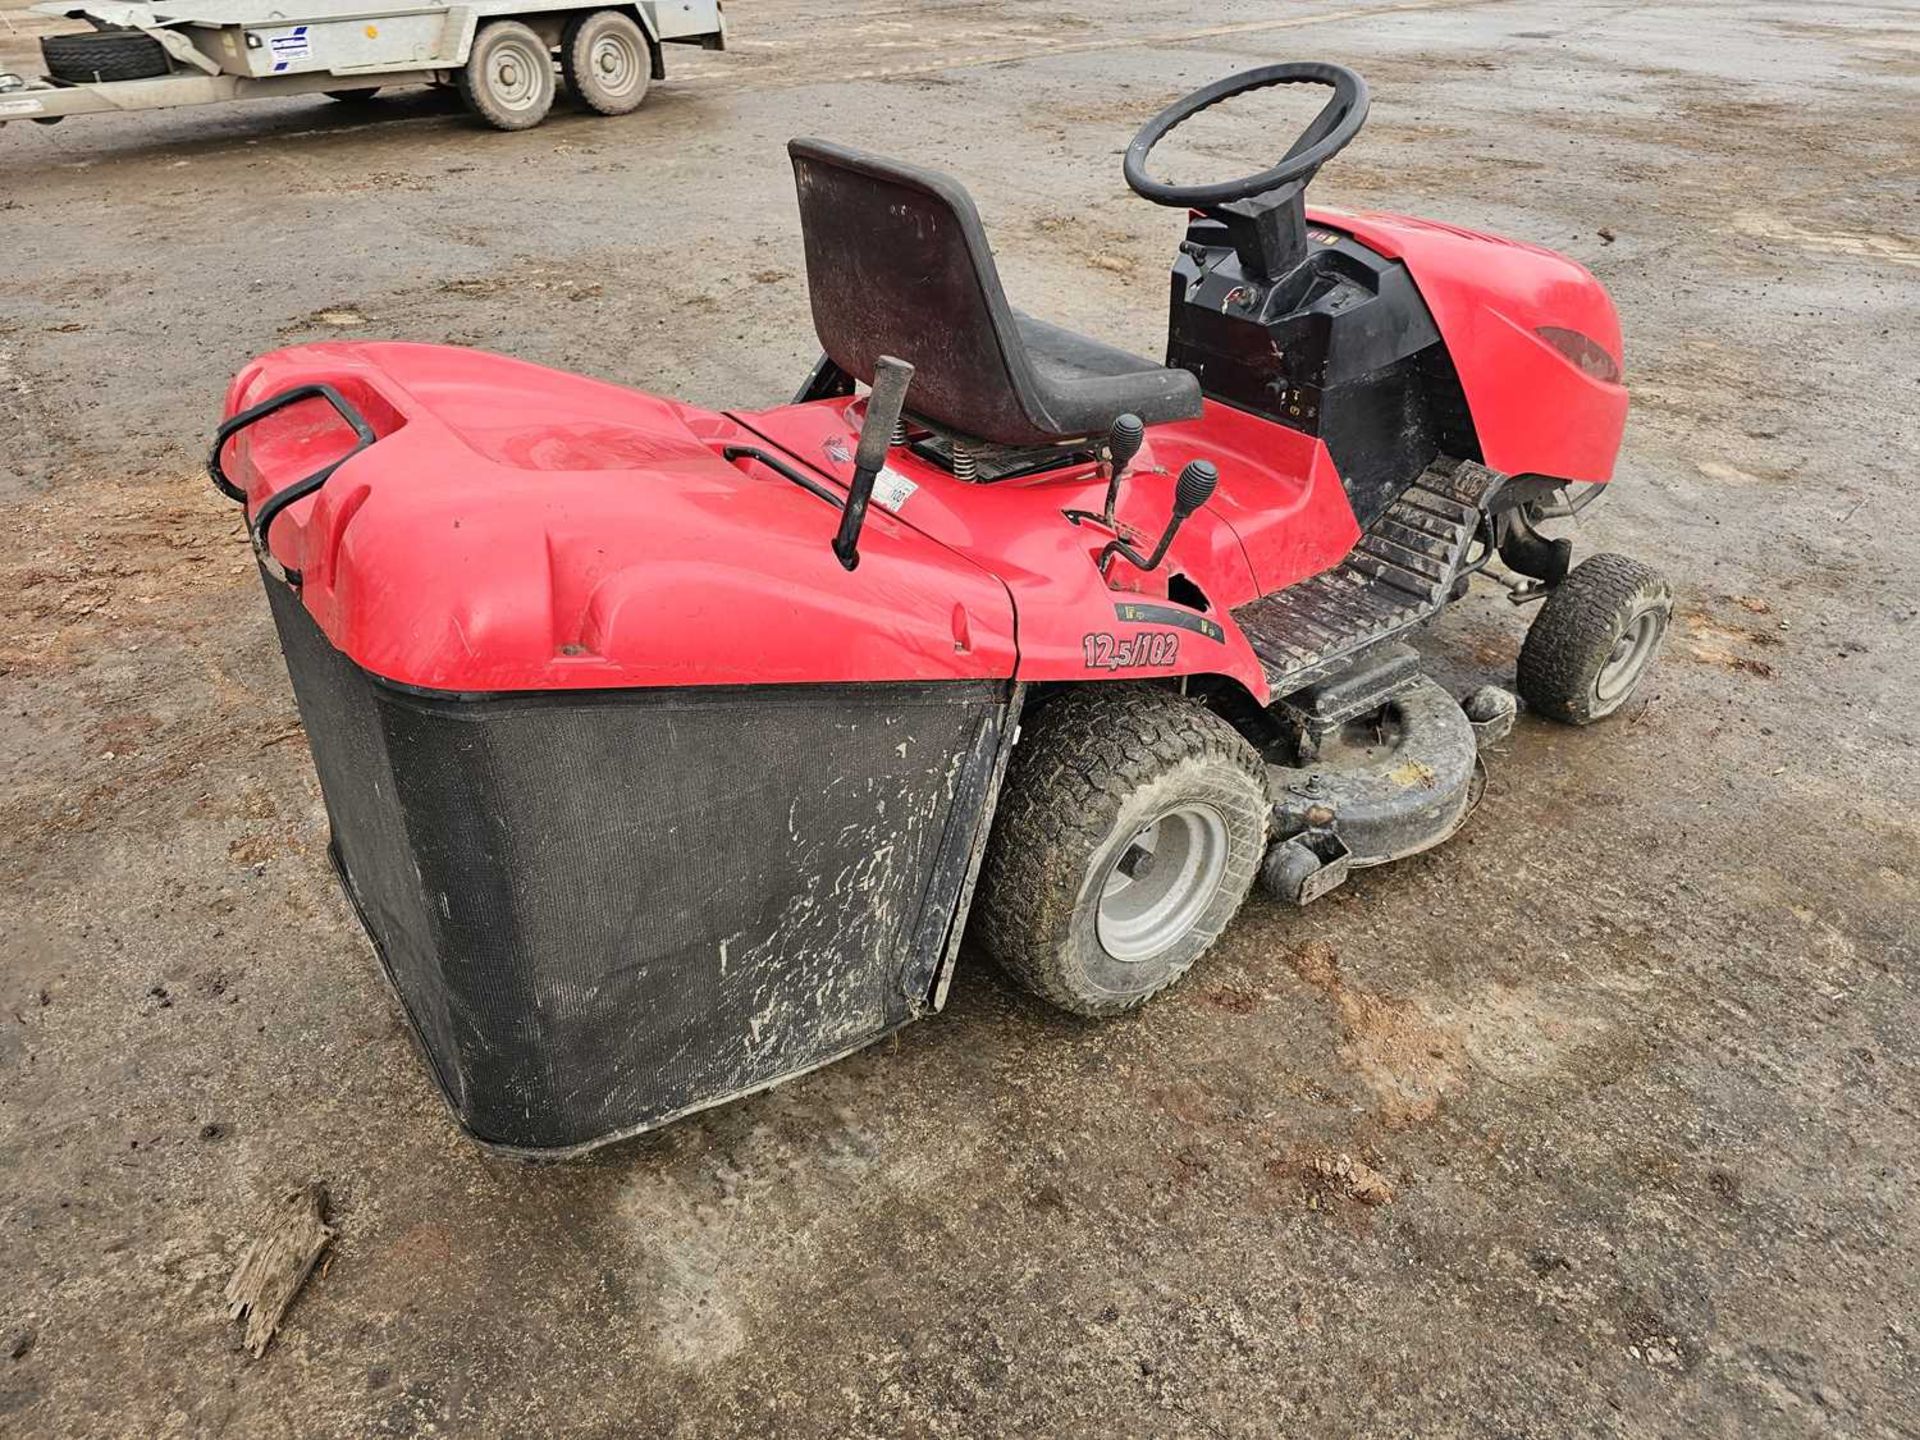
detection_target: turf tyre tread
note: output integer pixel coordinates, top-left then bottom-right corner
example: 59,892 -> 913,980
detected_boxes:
1517,552 -> 1670,724
975,686 -> 1269,1017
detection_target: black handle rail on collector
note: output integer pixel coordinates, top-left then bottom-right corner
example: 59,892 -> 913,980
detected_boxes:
207,383 -> 377,588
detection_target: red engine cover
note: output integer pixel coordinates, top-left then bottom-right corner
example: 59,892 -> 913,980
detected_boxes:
1313,205 -> 1629,484
733,395 -> 1356,690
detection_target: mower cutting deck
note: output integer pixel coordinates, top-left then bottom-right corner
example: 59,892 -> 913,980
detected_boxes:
212,62 -> 1670,1153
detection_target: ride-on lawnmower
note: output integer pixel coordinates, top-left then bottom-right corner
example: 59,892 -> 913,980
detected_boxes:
212,63 -> 1670,1154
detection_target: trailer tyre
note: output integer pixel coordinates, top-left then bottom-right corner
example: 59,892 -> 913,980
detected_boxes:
975,687 -> 1270,1018
39,30 -> 170,84
458,20 -> 555,131
562,10 -> 652,116
1517,553 -> 1671,724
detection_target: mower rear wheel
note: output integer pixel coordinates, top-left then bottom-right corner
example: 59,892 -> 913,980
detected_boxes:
458,20 -> 555,131
975,687 -> 1270,1018
1517,553 -> 1672,724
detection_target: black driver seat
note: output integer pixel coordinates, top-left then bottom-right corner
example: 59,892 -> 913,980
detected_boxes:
788,139 -> 1202,449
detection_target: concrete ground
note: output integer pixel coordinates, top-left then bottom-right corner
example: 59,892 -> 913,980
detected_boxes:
3,0 -> 1917,1434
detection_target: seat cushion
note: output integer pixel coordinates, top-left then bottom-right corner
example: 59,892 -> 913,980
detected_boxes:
1014,313 -> 1203,436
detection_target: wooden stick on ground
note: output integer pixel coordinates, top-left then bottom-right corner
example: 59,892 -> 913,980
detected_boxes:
223,1182 -> 335,1358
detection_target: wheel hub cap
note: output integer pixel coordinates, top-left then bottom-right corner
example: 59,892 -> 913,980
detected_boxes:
491,42 -> 542,109
1595,608 -> 1660,705
1096,805 -> 1229,962
591,35 -> 639,91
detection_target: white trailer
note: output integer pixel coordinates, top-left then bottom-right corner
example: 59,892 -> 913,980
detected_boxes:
0,0 -> 726,133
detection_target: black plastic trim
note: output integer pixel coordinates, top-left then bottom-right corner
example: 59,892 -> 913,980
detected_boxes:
1113,600 -> 1226,643
722,443 -> 844,508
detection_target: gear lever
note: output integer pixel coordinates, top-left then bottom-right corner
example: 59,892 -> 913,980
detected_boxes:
833,355 -> 915,571
1100,459 -> 1218,577
1100,412 -> 1145,527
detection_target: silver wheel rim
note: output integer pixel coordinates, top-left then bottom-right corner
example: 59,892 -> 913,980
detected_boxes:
1095,804 -> 1229,962
488,38 -> 547,113
588,30 -> 643,100
1595,607 -> 1662,705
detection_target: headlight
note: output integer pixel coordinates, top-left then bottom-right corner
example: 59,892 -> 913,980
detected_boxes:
1536,326 -> 1622,384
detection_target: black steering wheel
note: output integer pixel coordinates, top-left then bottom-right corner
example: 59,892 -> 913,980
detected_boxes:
1124,62 -> 1369,209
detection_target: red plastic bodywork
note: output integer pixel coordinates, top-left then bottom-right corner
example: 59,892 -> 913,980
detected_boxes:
732,395 -> 1356,689
1310,205 -> 1628,483
220,209 -> 1626,697
223,345 -> 1355,700
221,344 -> 1022,692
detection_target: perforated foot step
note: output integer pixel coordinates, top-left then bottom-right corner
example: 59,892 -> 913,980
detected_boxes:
1233,460 -> 1503,695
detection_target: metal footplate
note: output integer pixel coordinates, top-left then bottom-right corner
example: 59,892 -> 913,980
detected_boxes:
1243,461 -> 1512,909
1232,458 -> 1505,696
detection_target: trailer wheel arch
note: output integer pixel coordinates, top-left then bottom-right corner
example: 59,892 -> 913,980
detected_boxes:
609,5 -> 666,79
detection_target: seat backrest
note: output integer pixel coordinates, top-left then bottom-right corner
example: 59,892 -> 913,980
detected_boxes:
788,138 -> 1046,446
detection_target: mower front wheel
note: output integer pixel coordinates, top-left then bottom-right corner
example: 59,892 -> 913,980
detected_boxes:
1517,553 -> 1672,724
975,687 -> 1270,1018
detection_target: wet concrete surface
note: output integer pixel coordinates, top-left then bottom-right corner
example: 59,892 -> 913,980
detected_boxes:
2,0 -> 1917,1433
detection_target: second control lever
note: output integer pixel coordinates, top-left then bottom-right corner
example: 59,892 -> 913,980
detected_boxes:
1100,459 -> 1218,577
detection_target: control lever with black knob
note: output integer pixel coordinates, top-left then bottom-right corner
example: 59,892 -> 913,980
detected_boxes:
1100,459 -> 1218,578
1100,412 -> 1145,528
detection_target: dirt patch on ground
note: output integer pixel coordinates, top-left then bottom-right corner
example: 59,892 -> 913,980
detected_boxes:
1285,941 -> 1467,1127
1680,611 -> 1781,677
1299,1148 -> 1395,1207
